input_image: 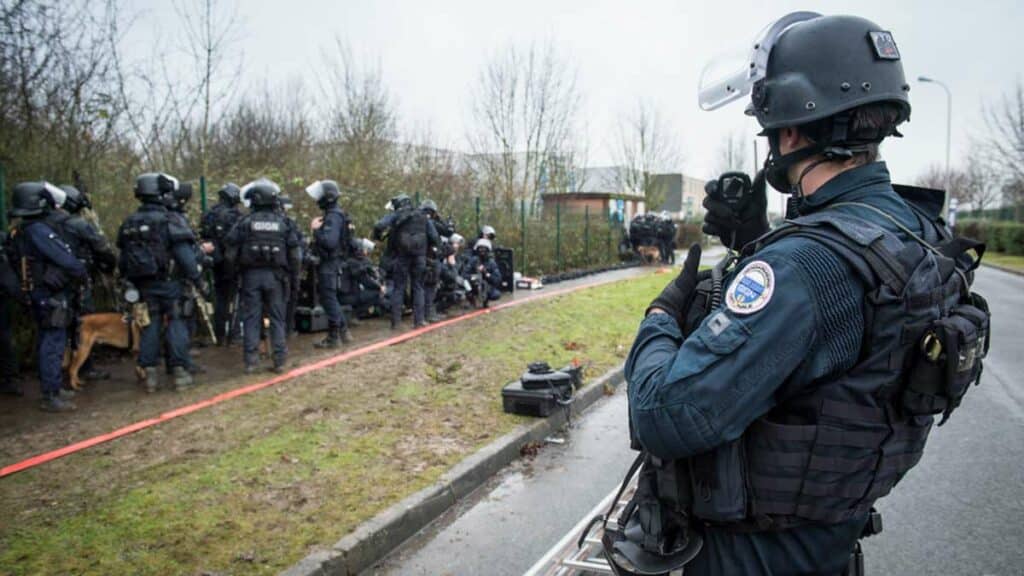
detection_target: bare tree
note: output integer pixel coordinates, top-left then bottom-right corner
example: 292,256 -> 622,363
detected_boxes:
469,41 -> 582,212
916,164 -> 968,203
981,81 -> 1024,218
715,131 -> 748,174
174,0 -> 242,178
611,99 -> 680,211
962,147 -> 1001,215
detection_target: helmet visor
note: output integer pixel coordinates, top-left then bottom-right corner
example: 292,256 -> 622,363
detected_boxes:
240,181 -> 255,208
44,182 -> 67,208
305,180 -> 324,202
697,11 -> 821,111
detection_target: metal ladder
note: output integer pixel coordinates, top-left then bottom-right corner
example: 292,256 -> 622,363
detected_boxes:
523,481 -> 637,576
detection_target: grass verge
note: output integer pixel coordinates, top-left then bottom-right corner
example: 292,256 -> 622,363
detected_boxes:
983,251 -> 1024,273
0,272 -> 669,576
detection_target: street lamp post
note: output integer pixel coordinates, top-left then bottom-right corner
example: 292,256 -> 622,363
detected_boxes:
918,76 -> 953,214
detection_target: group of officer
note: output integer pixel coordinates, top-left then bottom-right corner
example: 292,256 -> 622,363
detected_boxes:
628,211 -> 677,264
0,173 -> 504,411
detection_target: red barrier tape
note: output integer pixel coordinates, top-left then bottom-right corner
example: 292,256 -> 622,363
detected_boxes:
0,277 -> 626,478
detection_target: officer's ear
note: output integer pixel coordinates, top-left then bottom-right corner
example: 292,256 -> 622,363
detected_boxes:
778,127 -> 806,155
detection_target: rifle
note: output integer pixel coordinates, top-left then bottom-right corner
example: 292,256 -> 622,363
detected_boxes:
190,283 -> 218,345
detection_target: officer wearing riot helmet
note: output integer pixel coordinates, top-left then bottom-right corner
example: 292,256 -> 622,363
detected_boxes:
224,179 -> 300,373
9,182 -> 87,411
655,211 -> 676,264
613,13 -> 990,576
460,238 -> 502,308
307,179 -> 355,347
52,184 -> 117,381
166,182 -> 214,373
373,193 -> 440,329
420,198 -> 450,323
201,182 -> 245,345
117,173 -> 203,392
341,238 -> 385,319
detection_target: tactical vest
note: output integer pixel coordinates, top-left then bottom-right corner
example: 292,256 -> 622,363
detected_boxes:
393,208 -> 428,256
10,220 -> 75,293
314,209 -> 349,262
119,209 -> 172,282
202,204 -> 240,243
238,211 -> 288,270
44,211 -> 85,263
692,206 -> 989,529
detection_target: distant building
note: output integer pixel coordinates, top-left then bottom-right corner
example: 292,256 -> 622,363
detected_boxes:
656,173 -> 707,221
540,166 -> 645,222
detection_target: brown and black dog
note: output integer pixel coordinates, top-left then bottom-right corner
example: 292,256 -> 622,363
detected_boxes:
637,245 -> 661,265
63,312 -> 145,389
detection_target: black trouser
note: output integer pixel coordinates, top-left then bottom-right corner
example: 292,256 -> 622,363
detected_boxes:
341,289 -> 382,319
318,264 -> 350,332
241,268 -> 287,367
390,253 -> 426,326
213,265 -> 241,344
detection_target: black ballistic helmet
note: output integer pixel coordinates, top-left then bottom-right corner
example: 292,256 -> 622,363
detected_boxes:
9,181 -> 65,217
218,183 -> 242,205
420,199 -> 438,214
135,172 -> 178,202
172,181 -> 194,208
60,185 -> 91,214
304,179 -> 341,209
242,178 -> 281,208
748,15 -> 911,131
389,193 -> 412,211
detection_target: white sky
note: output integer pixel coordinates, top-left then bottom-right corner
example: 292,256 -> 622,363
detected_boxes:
127,0 -> 1024,208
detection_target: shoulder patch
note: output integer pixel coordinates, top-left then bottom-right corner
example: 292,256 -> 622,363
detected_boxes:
726,260 -> 775,315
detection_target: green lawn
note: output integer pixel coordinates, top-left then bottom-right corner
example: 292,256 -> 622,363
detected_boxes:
984,251 -> 1024,273
0,272 -> 669,576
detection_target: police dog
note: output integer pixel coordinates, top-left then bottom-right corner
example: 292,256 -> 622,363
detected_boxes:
638,245 -> 660,265
64,312 -> 145,389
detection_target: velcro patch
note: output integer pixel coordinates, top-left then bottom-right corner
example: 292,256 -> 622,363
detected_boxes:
868,30 -> 900,60
252,221 -> 282,232
726,260 -> 775,315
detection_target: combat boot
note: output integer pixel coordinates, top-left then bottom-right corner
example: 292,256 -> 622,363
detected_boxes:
172,366 -> 194,391
144,366 -> 159,393
340,328 -> 354,344
39,393 -> 76,413
315,327 -> 341,349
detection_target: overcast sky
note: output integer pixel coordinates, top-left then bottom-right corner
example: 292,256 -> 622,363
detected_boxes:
128,0 -> 1023,198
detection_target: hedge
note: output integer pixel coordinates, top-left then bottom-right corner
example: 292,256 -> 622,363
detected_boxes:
957,219 -> 1024,256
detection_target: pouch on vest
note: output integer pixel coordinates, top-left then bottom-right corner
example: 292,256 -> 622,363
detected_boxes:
134,302 -> 151,327
41,297 -> 71,328
175,297 -> 196,319
40,265 -> 70,291
689,437 -> 748,523
904,294 -> 990,424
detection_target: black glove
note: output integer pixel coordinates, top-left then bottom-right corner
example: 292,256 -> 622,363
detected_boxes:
702,170 -> 769,250
647,243 -> 705,326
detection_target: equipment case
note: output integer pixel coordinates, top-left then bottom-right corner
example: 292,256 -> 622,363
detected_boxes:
501,380 -> 573,417
295,305 -> 329,333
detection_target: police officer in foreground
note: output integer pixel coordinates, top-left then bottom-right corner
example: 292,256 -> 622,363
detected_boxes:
167,182 -> 214,372
201,182 -> 245,345
419,199 -> 450,323
373,194 -> 439,329
52,185 -> 117,381
307,180 -> 354,348
117,173 -> 202,392
9,182 -> 87,411
612,13 -> 990,575
460,238 -> 502,308
224,179 -> 300,373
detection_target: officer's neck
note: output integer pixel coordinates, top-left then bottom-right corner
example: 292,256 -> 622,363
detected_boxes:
789,155 -> 862,197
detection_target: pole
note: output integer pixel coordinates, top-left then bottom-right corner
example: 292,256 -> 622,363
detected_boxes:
520,200 -> 526,273
555,202 -> 562,272
200,175 -> 208,213
918,76 -> 953,216
475,196 -> 481,235
584,205 -> 590,266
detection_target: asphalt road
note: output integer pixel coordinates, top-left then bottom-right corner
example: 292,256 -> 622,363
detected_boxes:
374,265 -> 1024,576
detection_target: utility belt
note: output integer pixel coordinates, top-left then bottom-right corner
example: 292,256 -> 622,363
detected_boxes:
37,295 -> 73,329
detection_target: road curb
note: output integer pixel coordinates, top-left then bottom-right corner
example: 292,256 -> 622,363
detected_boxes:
280,364 -> 627,576
982,262 -> 1024,277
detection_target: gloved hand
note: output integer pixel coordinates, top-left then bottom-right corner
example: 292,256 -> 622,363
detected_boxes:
702,170 -> 769,250
646,243 -> 706,326
194,277 -> 211,300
